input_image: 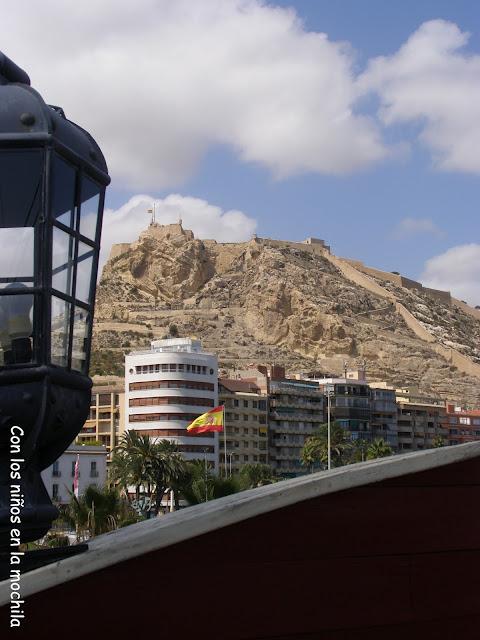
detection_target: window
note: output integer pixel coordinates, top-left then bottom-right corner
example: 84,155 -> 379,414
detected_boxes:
259,400 -> 267,411
243,415 -> 248,421
79,176 -> 101,240
459,417 -> 471,425
71,307 -> 89,373
234,441 -> 239,448
52,461 -> 61,477
90,461 -> 98,478
243,427 -> 249,435
243,441 -> 249,448
243,455 -> 249,462
234,399 -> 239,407
234,427 -> 240,433
178,364 -> 184,371
243,400 -> 249,408
71,461 -> 76,477
52,484 -> 59,500
51,297 -> 70,368
169,364 -> 177,372
234,414 -> 239,421
253,401 -> 258,409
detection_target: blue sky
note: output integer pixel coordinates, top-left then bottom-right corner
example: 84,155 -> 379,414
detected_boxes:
3,1 -> 480,303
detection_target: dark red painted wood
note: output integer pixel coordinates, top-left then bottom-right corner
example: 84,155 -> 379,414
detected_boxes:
2,457 -> 480,639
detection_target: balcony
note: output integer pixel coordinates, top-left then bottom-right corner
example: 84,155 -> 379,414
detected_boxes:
269,399 -> 323,410
270,411 -> 324,422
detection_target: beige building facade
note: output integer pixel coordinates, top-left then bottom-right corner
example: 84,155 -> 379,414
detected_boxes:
219,379 -> 268,474
78,378 -> 125,459
395,387 -> 448,451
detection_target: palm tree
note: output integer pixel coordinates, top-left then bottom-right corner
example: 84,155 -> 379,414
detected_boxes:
352,439 -> 370,463
62,485 -> 126,540
111,432 -> 188,515
151,439 -> 186,514
366,438 -> 393,460
111,431 -> 158,504
180,460 -> 240,505
239,463 -> 277,489
301,422 -> 353,470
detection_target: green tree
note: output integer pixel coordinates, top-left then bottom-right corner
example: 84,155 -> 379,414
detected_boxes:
111,431 -> 158,503
110,431 -> 187,514
239,463 -> 277,489
352,439 -> 370,463
169,323 -> 179,338
366,438 -> 394,460
301,422 -> 353,470
180,460 -> 240,505
62,485 -> 132,540
432,435 -> 446,448
151,440 -> 186,514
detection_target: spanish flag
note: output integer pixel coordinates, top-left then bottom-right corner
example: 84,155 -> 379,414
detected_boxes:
187,405 -> 224,434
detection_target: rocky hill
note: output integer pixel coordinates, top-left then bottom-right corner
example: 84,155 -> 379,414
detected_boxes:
92,223 -> 480,406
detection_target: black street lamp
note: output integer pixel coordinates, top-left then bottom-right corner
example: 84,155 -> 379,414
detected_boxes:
0,52 -> 110,547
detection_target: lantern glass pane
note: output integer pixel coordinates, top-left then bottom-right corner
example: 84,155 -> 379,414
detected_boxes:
52,155 -> 76,228
51,296 -> 70,367
0,150 -> 43,227
71,306 -> 89,373
79,178 -> 101,240
0,228 -> 34,288
52,227 -> 75,296
75,242 -> 94,304
0,293 -> 34,365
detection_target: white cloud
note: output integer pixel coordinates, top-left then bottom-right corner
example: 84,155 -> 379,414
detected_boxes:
359,20 -> 480,174
99,194 -> 257,273
421,244 -> 480,306
1,0 -> 387,189
393,217 -> 444,239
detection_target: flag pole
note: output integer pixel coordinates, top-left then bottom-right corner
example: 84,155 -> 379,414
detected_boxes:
223,404 -> 228,478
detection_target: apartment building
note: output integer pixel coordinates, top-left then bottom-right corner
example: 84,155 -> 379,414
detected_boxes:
395,388 -> 448,451
268,378 -> 325,476
41,444 -> 107,504
78,379 -> 125,459
219,379 -> 268,474
125,338 -> 219,470
370,384 -> 398,450
445,404 -> 480,445
315,374 -> 373,442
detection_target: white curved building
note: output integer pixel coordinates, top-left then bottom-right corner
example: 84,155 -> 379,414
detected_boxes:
125,338 -> 219,470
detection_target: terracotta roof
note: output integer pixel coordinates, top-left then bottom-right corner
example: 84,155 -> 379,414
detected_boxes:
219,378 -> 260,394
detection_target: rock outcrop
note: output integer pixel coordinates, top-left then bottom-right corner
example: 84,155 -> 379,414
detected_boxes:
93,224 -> 480,406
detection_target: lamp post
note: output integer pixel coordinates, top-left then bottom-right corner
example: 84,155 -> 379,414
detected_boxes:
326,385 -> 334,471
0,52 -> 110,548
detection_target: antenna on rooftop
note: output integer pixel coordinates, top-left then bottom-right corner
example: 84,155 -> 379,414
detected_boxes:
147,202 -> 156,226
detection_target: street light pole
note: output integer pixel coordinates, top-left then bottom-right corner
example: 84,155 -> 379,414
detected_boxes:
204,447 -> 208,502
327,391 -> 331,471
